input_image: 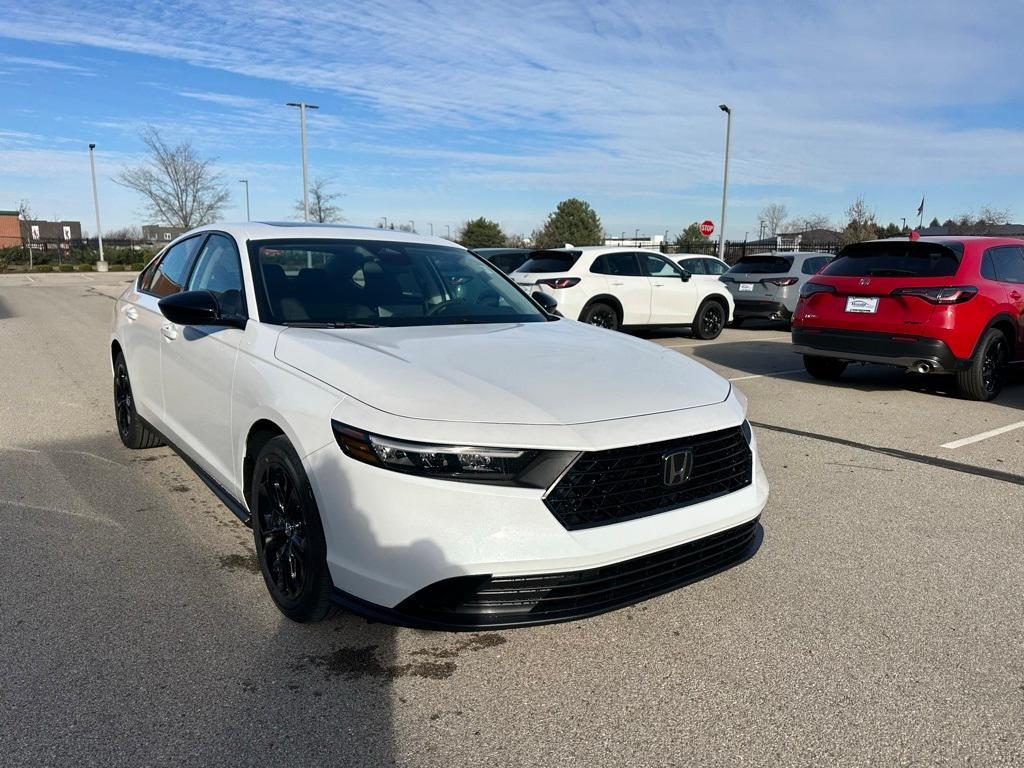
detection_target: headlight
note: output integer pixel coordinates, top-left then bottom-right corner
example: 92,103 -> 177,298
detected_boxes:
332,421 -> 578,488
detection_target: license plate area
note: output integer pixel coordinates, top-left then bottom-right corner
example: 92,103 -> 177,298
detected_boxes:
845,296 -> 879,313
738,283 -> 754,292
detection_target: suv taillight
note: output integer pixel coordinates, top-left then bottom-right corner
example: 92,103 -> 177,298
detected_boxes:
891,285 -> 978,304
764,277 -> 799,286
536,277 -> 581,289
799,282 -> 835,299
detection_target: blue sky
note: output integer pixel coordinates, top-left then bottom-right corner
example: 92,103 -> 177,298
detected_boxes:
1,0 -> 1023,239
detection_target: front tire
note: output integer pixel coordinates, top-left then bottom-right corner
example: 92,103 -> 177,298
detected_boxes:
803,354 -> 848,380
581,302 -> 620,331
692,300 -> 726,340
251,436 -> 337,622
956,329 -> 1009,401
113,353 -> 163,449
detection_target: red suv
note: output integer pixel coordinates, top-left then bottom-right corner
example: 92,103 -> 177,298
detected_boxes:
792,236 -> 1023,400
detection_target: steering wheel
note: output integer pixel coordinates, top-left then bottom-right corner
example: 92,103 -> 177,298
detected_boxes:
426,299 -> 464,317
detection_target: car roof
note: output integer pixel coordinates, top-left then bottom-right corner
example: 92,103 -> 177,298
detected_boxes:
674,253 -> 725,260
181,221 -> 463,248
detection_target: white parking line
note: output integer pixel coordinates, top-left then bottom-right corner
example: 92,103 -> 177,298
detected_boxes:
728,368 -> 806,382
940,421 -> 1024,450
658,337 -> 791,350
23,275 -> 36,283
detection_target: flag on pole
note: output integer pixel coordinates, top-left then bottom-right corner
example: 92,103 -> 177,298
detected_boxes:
916,196 -> 925,216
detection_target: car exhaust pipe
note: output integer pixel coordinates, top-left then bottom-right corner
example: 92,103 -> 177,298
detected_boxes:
910,361 -> 932,374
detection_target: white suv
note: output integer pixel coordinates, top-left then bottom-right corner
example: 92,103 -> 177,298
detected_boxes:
110,223 -> 767,628
512,247 -> 734,338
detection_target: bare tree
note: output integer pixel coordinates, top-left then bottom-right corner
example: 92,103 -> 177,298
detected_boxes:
758,203 -> 788,235
788,213 -> 832,232
294,177 -> 344,223
116,126 -> 230,228
104,226 -> 143,240
841,196 -> 877,243
17,199 -> 33,222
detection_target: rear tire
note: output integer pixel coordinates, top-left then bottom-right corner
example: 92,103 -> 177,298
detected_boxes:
113,353 -> 163,449
692,300 -> 726,340
581,302 -> 620,331
803,355 -> 848,381
251,435 -> 337,623
956,329 -> 1009,401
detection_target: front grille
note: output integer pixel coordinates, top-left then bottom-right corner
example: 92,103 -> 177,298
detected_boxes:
397,517 -> 760,627
544,426 -> 752,530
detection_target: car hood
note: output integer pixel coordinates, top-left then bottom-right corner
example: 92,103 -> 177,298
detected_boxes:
274,320 -> 730,425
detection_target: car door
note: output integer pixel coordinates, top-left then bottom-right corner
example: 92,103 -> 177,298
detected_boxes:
984,245 -> 1024,350
599,252 -> 651,325
159,232 -> 247,490
644,252 -> 698,324
120,235 -> 206,425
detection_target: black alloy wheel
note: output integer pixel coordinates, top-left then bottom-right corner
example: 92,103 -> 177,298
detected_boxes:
957,328 -> 1009,401
251,436 -> 336,622
583,302 -> 619,330
112,352 -> 162,449
693,301 -> 725,340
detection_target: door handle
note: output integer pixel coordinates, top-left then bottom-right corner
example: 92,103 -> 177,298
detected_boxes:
160,323 -> 178,341
121,305 -> 139,321
610,281 -> 625,286
1011,290 -> 1022,300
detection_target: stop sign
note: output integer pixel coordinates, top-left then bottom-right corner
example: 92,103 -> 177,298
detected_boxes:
700,220 -> 715,237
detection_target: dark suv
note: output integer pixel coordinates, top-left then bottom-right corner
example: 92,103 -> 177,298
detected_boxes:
792,236 -> 1024,400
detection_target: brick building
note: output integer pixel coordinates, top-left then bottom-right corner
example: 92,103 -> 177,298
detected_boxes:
0,210 -> 21,248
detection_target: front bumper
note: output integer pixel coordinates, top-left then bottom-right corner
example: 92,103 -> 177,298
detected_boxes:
792,327 -> 967,372
304,409 -> 769,628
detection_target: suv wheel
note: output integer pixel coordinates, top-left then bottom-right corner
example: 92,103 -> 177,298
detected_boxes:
803,355 -> 848,380
113,353 -> 163,449
581,302 -> 620,331
251,435 -> 337,622
692,300 -> 725,340
956,328 -> 1009,401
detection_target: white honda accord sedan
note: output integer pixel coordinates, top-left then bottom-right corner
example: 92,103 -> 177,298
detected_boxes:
110,223 -> 768,628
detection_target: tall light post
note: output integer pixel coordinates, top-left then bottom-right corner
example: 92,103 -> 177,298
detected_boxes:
428,222 -> 434,235
634,228 -> 639,246
445,224 -> 451,238
239,179 -> 250,221
286,102 -> 319,221
717,104 -> 732,261
408,220 -> 415,232
88,143 -> 106,271
379,216 -> 388,229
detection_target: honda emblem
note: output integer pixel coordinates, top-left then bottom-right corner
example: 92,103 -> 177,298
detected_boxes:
662,449 -> 694,486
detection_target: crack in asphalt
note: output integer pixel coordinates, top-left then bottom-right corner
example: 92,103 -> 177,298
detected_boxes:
752,421 -> 1024,487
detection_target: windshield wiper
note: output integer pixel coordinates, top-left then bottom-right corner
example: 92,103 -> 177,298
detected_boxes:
282,321 -> 381,329
867,269 -> 915,276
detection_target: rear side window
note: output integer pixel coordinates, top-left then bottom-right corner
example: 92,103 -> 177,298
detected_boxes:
145,235 -> 205,297
703,259 -> 728,275
727,255 -> 794,274
600,252 -> 643,276
985,246 -> 1024,283
678,258 -> 705,275
822,242 -> 963,278
516,251 -> 582,274
800,256 -> 831,275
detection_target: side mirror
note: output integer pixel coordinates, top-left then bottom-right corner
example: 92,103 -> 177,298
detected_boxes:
158,290 -> 245,329
680,269 -> 692,282
531,290 -> 559,314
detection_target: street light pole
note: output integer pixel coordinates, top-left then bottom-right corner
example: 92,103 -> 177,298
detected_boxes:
239,179 -> 250,221
408,220 -> 415,232
286,102 -> 319,221
634,228 -> 639,246
445,224 -> 451,238
428,222 -> 434,235
88,143 -> 106,271
717,104 -> 732,261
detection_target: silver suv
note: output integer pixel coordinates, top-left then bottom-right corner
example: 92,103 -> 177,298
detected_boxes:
720,251 -> 832,326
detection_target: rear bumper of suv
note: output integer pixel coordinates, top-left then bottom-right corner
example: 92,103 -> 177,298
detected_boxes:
792,327 -> 969,372
733,299 -> 791,320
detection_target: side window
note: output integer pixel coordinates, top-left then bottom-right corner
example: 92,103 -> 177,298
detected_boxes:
589,255 -> 609,274
801,256 -> 829,275
186,234 -> 246,316
987,246 -> 1024,283
704,259 -> 727,275
643,253 -> 681,277
679,258 -> 705,275
605,252 -> 643,277
981,251 -> 998,281
147,236 -> 205,298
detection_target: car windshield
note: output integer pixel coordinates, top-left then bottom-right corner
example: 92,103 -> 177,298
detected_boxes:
727,255 -> 794,274
821,241 -> 964,278
515,251 -> 582,273
249,238 -> 548,327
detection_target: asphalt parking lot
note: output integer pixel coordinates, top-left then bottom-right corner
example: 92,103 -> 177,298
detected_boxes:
2,272 -> 1023,767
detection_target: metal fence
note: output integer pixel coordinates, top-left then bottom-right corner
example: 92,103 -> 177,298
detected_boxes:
1,238 -> 158,268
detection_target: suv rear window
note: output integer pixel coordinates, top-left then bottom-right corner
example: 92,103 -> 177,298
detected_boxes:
727,255 -> 794,274
515,251 -> 582,274
822,241 -> 963,278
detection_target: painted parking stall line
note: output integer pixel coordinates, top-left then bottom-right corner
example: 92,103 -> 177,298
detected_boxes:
941,421 -> 1024,450
728,368 -> 806,382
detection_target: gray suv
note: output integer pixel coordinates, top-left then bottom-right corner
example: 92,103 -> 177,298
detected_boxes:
720,251 -> 833,326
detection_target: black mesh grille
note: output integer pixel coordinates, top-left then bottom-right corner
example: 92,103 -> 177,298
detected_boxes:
397,517 -> 760,627
544,426 -> 752,530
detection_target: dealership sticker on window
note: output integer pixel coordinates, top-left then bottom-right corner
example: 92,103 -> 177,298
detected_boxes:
738,283 -> 754,291
845,296 -> 879,313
